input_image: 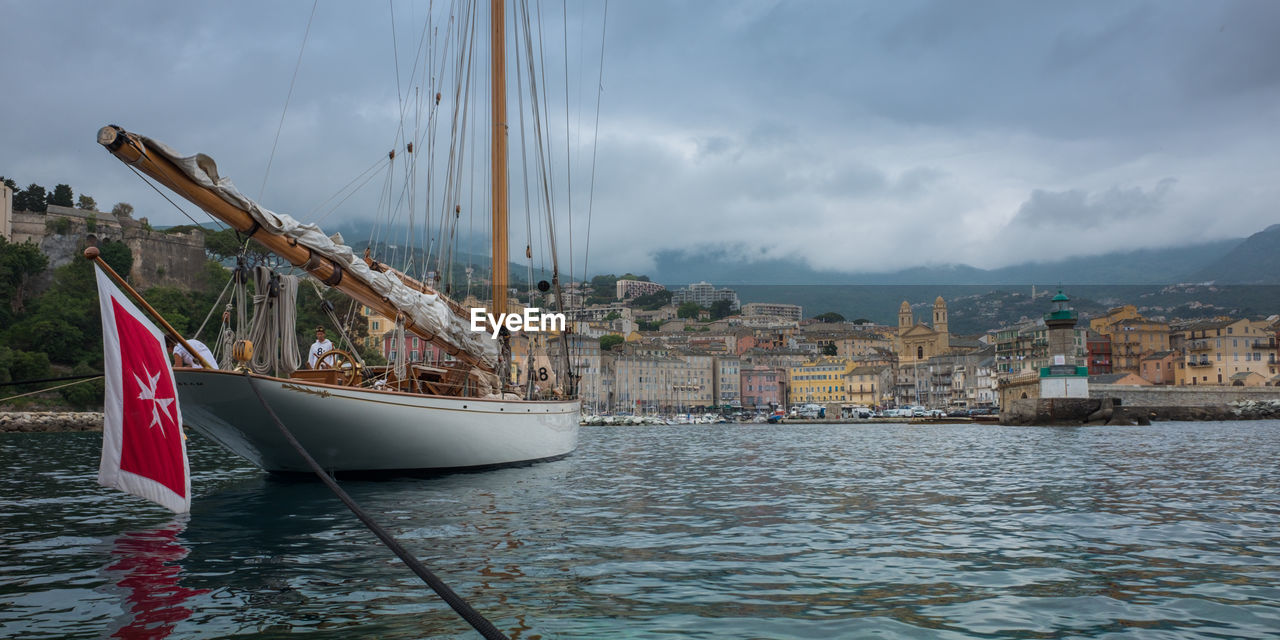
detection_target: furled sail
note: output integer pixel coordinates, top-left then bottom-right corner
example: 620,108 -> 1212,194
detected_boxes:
100,128 -> 497,370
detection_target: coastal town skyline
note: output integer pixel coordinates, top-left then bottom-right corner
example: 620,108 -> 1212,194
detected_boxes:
2,0 -> 1279,277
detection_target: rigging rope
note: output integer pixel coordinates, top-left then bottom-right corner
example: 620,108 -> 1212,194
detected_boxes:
0,377 -> 102,403
247,266 -> 302,376
259,0 -> 320,202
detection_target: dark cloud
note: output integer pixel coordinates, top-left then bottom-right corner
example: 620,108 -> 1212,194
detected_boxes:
2,0 -> 1277,277
1012,179 -> 1177,229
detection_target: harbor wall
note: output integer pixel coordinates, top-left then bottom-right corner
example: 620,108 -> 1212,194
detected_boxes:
1002,385 -> 1280,426
1088,384 -> 1280,407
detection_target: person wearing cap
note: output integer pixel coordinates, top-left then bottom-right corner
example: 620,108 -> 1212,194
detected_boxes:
308,326 -> 335,368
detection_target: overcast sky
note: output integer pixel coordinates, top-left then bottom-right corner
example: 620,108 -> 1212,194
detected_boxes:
2,0 -> 1278,279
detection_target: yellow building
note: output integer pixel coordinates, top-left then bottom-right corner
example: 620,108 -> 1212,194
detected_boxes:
1104,318 -> 1170,373
1089,305 -> 1141,334
895,297 -> 950,365
1174,318 -> 1278,385
362,306 -> 395,353
846,365 -> 892,408
788,358 -> 856,404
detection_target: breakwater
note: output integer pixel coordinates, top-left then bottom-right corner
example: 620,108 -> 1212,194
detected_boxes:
1002,397 -> 1280,426
0,412 -> 103,433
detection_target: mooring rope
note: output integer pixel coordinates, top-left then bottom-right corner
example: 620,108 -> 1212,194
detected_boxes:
0,376 -> 102,403
242,372 -> 509,640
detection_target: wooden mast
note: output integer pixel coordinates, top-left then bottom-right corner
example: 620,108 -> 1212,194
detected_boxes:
95,125 -> 494,375
490,0 -> 509,319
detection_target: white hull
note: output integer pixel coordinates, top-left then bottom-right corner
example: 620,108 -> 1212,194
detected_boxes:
174,368 -> 579,473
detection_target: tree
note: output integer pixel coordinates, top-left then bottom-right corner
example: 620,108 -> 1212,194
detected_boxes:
814,311 -> 846,323
0,347 -> 51,392
48,184 -> 75,207
599,334 -> 624,351
677,301 -> 702,319
631,289 -> 672,310
1,176 -> 16,192
0,236 -> 49,318
15,184 -> 47,212
7,258 -> 99,365
99,240 -> 133,279
821,344 -> 838,356
76,195 -> 98,211
143,286 -> 195,335
59,362 -> 104,410
111,202 -> 134,218
603,311 -> 621,322
589,274 -> 618,292
709,299 -> 734,320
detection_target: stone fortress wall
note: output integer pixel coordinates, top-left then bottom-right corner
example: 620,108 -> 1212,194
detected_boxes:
4,204 -> 207,291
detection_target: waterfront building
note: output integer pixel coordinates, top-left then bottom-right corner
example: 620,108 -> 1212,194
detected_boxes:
741,302 -> 802,323
1172,318 -> 1278,385
740,365 -> 784,411
992,319 -> 1087,376
550,333 -> 603,412
615,278 -> 665,300
788,358 -> 856,405
602,346 -> 714,413
1098,317 -> 1171,373
671,281 -> 740,310
712,354 -> 741,408
1139,350 -> 1177,385
1086,331 -> 1113,375
846,365 -> 892,409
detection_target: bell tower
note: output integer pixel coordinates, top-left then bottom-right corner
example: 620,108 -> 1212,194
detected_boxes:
898,301 -> 912,335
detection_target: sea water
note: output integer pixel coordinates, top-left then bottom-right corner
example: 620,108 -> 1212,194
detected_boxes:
2,421 -> 1278,639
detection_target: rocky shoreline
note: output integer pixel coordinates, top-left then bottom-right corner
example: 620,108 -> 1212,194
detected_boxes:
0,412 -> 104,433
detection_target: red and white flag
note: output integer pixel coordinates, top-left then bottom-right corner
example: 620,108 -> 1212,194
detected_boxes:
95,265 -> 191,514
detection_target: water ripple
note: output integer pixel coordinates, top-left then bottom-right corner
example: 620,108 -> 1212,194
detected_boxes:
1,421 -> 1278,638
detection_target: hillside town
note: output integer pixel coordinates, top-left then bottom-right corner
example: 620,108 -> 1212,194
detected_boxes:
362,276 -> 1280,420
3,196 -> 1279,420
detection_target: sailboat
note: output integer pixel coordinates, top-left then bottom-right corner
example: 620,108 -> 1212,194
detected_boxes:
93,0 -> 589,473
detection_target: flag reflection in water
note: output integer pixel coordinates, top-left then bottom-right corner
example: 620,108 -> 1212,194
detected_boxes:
104,521 -> 208,639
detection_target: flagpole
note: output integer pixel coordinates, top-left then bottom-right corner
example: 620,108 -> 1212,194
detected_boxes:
84,247 -> 216,370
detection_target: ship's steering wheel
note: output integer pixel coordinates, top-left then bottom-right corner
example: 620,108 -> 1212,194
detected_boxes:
315,349 -> 359,386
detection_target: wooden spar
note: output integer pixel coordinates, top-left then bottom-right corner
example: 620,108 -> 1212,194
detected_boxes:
490,0 -> 509,318
85,246 -> 216,370
95,125 -> 492,374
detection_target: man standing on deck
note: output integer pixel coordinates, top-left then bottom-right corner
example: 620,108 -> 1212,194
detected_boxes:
308,326 -> 335,368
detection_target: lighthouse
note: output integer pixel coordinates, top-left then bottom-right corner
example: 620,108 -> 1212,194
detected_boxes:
1039,290 -> 1089,398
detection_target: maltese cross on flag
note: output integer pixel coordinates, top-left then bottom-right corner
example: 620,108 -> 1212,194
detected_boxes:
95,265 -> 191,514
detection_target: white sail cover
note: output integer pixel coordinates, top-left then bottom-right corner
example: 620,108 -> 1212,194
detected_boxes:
141,137 -> 499,368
